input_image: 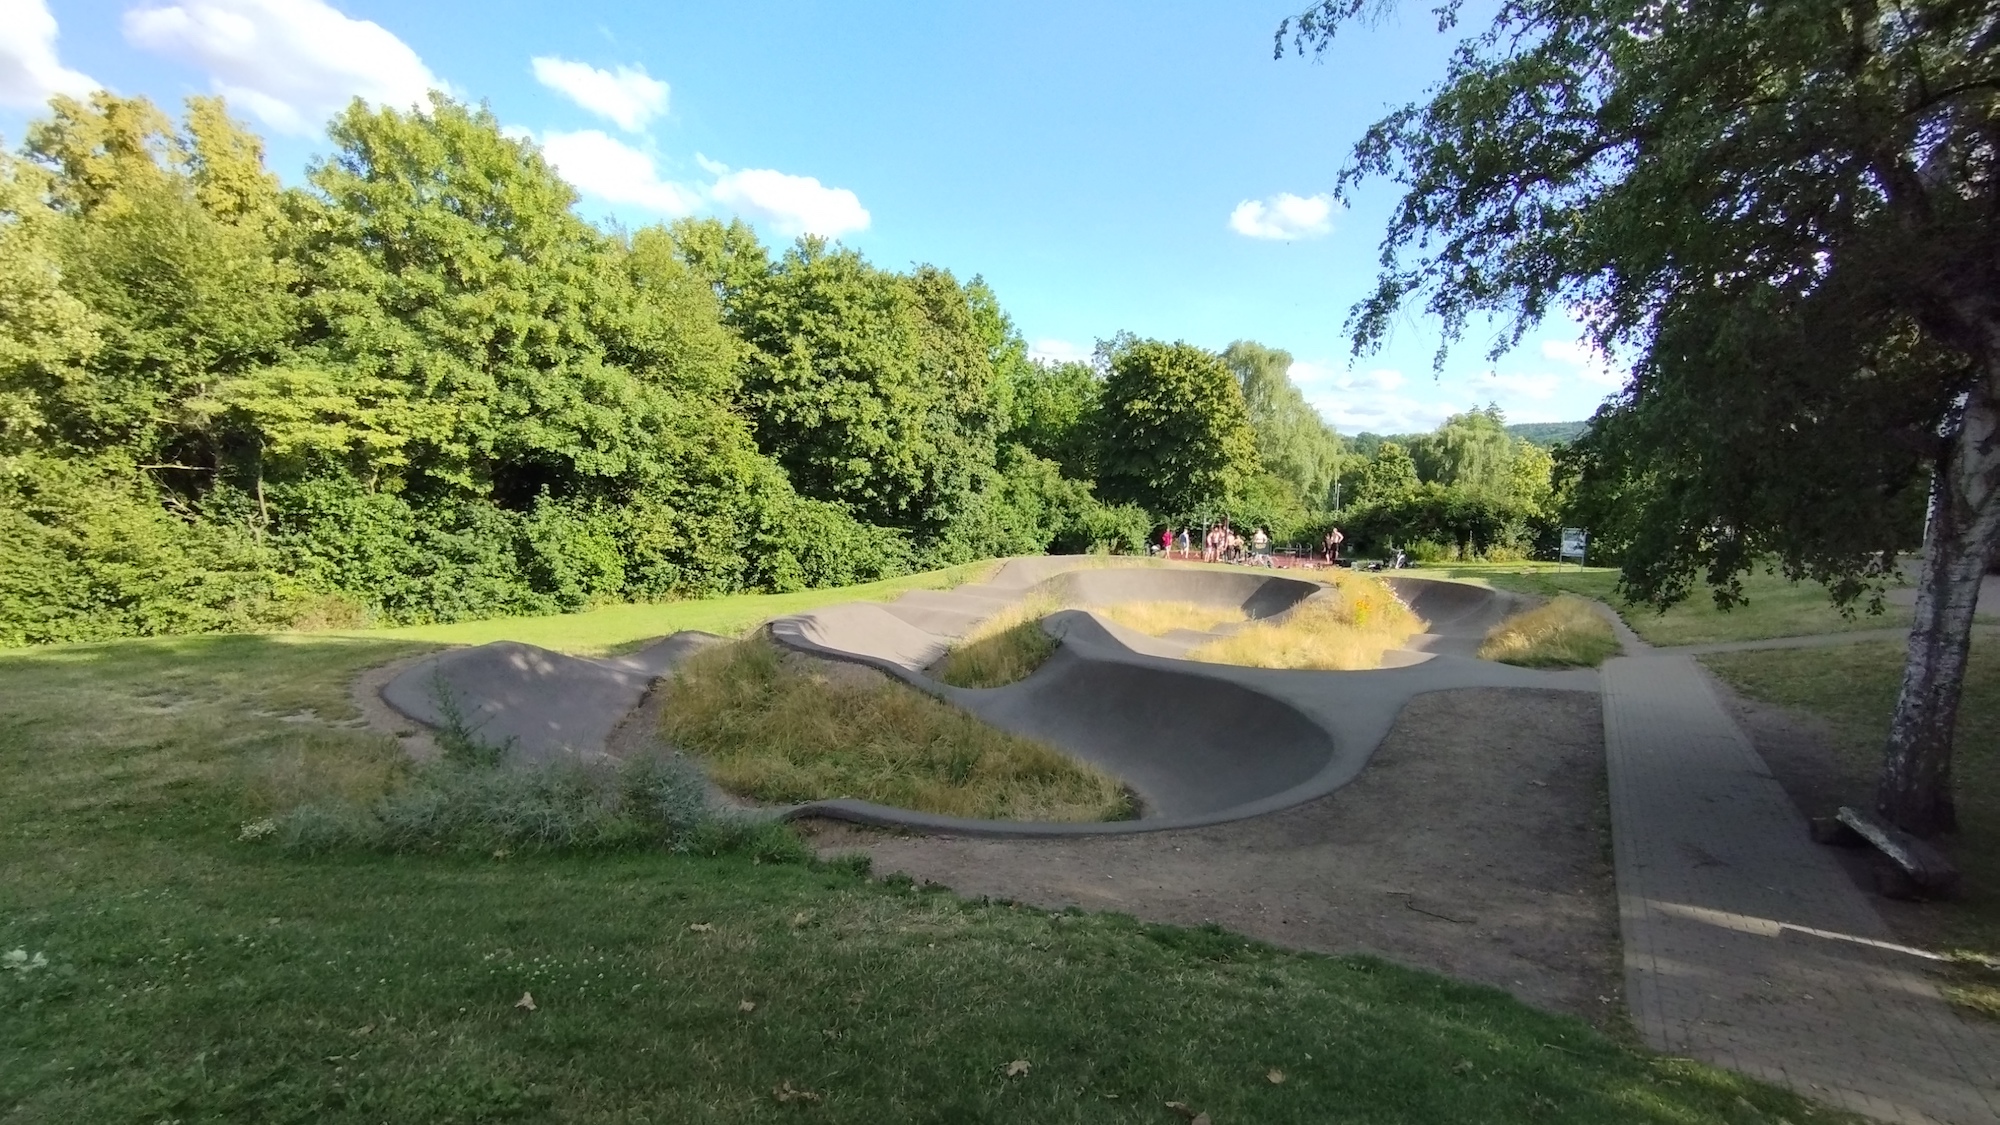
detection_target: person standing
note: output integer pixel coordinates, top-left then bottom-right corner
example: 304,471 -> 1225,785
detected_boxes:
1325,526 -> 1344,565
1161,526 -> 1173,557
1177,527 -> 1190,558
1251,526 -> 1271,566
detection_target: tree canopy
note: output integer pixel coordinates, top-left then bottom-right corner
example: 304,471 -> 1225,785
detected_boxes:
1093,338 -> 1260,519
1283,0 -> 2000,834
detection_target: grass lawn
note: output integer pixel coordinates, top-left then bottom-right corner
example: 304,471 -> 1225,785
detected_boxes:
1701,639 -> 2000,1018
1434,562 -> 1912,647
337,560 -> 1002,656
0,608 -> 1854,1120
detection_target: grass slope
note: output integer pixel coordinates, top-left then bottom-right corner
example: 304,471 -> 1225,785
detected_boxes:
1438,563 -> 1912,647
1190,573 -> 1423,671
933,596 -> 1063,689
0,591 -> 1846,1122
1479,596 -> 1621,668
661,636 -> 1130,821
337,560 -> 1002,656
1701,639 -> 2000,1019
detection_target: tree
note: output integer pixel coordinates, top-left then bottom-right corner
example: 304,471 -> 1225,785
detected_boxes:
1283,0 -> 2000,835
1001,359 -> 1100,479
1408,407 -> 1516,495
726,239 -> 1001,539
1352,441 -> 1418,507
1222,340 -> 1344,508
1092,338 -> 1259,518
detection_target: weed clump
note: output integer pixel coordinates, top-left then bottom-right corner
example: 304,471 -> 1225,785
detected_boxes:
268,752 -> 792,857
1478,595 -> 1619,668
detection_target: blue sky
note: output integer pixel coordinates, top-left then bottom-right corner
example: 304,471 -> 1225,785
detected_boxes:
3,0 -> 1625,434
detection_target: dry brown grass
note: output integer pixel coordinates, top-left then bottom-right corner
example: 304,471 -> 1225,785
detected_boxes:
1477,596 -> 1620,668
1098,600 -> 1248,636
1188,573 -> 1423,671
661,635 -> 1131,821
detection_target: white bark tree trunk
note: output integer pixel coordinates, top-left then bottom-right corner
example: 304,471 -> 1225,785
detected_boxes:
1877,364 -> 2000,836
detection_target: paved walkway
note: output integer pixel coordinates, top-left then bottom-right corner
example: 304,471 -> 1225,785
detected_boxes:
1601,640 -> 2000,1122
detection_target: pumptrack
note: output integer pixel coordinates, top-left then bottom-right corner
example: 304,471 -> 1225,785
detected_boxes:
382,557 -> 1600,837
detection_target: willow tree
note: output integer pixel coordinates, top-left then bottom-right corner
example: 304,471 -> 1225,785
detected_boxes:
1282,0 -> 2000,834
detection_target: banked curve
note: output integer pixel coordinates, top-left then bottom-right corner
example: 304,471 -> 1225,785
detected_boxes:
765,560 -> 1599,837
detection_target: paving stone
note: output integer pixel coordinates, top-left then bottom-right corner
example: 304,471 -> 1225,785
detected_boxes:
1602,651 -> 2000,1123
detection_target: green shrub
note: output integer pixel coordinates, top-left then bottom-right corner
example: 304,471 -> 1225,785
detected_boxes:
273,753 -> 743,856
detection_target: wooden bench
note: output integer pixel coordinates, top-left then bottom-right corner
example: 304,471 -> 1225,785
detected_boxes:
1810,805 -> 1960,899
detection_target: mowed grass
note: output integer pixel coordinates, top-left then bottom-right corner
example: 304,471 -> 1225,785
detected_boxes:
1098,600 -> 1248,636
661,635 -> 1130,821
333,560 -> 1003,656
1190,573 -> 1424,670
1438,563 -> 1912,647
1701,639 -> 2000,1019
0,615 -> 1854,1122
1479,596 -> 1622,668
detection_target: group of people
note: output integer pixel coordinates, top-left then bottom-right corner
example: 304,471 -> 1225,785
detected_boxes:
1152,524 -> 1347,568
1155,523 -> 1281,566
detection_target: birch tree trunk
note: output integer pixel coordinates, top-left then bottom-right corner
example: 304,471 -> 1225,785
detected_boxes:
1877,364 -> 2000,836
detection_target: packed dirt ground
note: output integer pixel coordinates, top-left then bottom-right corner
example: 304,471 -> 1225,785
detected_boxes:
804,687 -> 1624,1027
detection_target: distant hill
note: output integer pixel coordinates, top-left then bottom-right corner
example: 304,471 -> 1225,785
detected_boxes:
1505,421 -> 1589,447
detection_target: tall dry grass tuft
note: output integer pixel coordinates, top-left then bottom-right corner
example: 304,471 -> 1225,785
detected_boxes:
1188,573 -> 1423,670
1477,595 -> 1619,667
1098,601 -> 1248,636
662,636 -> 1132,821
932,595 -> 1062,688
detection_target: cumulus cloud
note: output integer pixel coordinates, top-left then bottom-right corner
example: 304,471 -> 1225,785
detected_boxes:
1540,336 -> 1626,388
1028,339 -> 1091,366
1229,192 -> 1337,241
707,162 -> 869,238
530,56 -> 667,132
538,129 -> 701,216
0,0 -> 98,109
124,0 -> 440,135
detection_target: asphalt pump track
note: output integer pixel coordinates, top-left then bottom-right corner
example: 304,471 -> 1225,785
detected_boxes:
381,557 -> 1598,837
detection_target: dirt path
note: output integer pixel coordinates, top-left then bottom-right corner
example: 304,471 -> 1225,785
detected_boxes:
805,687 -> 1623,1026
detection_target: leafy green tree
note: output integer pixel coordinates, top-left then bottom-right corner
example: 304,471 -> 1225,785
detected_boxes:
1001,359 -> 1100,479
0,152 -> 100,454
726,239 -> 1003,539
1407,407 -> 1516,495
1093,338 -> 1259,518
1352,441 -> 1419,507
1222,340 -> 1344,508
1282,0 -> 2000,833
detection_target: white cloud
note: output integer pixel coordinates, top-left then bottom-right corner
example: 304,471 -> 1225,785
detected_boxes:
1539,336 -> 1626,388
1482,371 -> 1562,400
708,163 -> 869,238
1229,192 -> 1337,241
538,128 -> 701,215
123,0 -> 440,135
0,0 -> 98,109
1288,361 -> 1459,434
1028,339 -> 1090,366
530,56 -> 667,132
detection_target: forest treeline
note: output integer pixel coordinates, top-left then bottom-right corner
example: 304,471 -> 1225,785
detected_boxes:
0,92 -> 1571,646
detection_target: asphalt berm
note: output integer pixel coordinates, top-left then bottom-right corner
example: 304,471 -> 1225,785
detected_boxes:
380,557 -> 1594,835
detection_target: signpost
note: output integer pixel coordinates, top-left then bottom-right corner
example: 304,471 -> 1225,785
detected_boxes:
1559,527 -> 1588,566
